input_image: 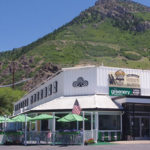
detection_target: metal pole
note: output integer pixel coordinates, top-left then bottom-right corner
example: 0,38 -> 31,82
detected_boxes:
52,112 -> 55,145
4,115 -> 7,131
25,114 -> 27,146
91,112 -> 93,139
82,111 -> 85,146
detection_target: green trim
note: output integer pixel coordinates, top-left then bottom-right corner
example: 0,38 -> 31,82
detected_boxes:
111,132 -> 115,141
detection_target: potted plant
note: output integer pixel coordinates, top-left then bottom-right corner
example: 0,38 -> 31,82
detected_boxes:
86,138 -> 95,144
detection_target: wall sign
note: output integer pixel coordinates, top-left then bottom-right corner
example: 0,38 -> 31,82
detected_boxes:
109,70 -> 141,96
72,77 -> 88,87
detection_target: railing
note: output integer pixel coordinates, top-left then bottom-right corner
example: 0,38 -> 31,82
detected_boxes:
2,130 -> 96,145
26,131 -> 52,145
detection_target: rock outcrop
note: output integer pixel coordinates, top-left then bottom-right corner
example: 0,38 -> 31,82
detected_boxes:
23,62 -> 61,91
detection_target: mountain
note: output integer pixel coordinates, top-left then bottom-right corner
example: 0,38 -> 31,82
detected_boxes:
1,0 -> 150,91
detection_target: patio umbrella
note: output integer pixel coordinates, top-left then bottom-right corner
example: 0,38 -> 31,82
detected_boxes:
29,114 -> 59,121
57,113 -> 88,122
0,116 -> 15,123
11,114 -> 31,122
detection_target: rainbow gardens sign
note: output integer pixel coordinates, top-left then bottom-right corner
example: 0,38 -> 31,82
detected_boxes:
109,70 -> 141,96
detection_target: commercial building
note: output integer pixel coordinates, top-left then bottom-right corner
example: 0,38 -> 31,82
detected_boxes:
13,65 -> 150,141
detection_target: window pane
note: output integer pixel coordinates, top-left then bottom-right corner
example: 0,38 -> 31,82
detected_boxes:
99,115 -> 120,130
36,92 -> 39,101
27,98 -> 28,106
34,94 -> 36,103
41,90 -> 43,99
48,84 -> 52,95
53,81 -> 57,93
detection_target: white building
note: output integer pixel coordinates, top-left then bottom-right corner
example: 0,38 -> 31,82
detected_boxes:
13,65 -> 150,141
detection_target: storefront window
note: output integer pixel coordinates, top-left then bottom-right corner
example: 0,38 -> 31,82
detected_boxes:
99,115 -> 120,130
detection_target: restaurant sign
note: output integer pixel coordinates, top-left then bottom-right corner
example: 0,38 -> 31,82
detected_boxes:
109,70 -> 141,96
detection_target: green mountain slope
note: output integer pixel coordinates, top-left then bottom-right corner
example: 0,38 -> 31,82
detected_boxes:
1,0 -> 150,90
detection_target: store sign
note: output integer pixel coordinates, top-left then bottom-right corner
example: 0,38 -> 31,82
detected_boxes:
109,70 -> 141,96
109,87 -> 141,96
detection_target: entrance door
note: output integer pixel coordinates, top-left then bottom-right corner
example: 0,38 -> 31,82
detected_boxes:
132,117 -> 150,140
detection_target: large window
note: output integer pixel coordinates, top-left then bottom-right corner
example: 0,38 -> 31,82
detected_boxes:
99,115 -> 120,130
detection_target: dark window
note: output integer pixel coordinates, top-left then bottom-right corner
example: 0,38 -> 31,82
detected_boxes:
41,90 -> 43,99
15,105 -> 17,111
31,96 -> 33,104
19,103 -> 20,109
53,81 -> 57,93
48,84 -> 52,95
34,94 -> 36,103
44,87 -> 47,97
27,98 -> 28,106
25,100 -> 27,107
23,101 -> 25,107
21,102 -> 22,108
37,92 -> 39,101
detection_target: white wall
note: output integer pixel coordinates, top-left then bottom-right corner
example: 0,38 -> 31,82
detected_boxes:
63,67 -> 97,96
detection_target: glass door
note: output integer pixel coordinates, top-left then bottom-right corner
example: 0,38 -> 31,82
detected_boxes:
141,117 -> 149,139
132,117 -> 150,140
134,117 -> 140,138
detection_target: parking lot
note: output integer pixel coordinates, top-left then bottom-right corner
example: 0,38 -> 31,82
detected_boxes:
0,141 -> 150,150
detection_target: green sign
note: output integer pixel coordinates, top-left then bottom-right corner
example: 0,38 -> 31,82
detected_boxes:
109,87 -> 140,96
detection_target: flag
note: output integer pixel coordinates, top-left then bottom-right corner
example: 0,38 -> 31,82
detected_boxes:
72,99 -> 82,115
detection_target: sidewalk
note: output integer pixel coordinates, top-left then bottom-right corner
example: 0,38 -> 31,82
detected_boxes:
110,140 -> 150,144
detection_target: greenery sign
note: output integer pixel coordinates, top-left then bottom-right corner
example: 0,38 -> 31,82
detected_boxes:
109,87 -> 141,96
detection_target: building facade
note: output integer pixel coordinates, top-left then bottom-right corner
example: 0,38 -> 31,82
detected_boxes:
13,66 -> 150,140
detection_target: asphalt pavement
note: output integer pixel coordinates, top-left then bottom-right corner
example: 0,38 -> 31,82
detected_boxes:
0,141 -> 150,150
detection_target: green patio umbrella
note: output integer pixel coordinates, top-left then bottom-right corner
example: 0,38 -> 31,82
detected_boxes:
0,116 -> 15,123
29,114 -> 59,121
11,114 -> 31,122
57,113 -> 88,122
1,118 -> 16,123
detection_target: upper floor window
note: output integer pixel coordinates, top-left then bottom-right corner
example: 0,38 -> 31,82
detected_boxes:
48,84 -> 52,95
27,98 -> 29,106
19,103 -> 20,109
34,94 -> 36,103
23,101 -> 25,108
36,92 -> 39,101
31,96 -> 33,104
25,100 -> 27,107
53,81 -> 57,93
40,90 -> 43,99
44,87 -> 47,98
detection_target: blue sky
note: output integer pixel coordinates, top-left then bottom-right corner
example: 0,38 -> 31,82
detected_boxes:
0,0 -> 150,52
